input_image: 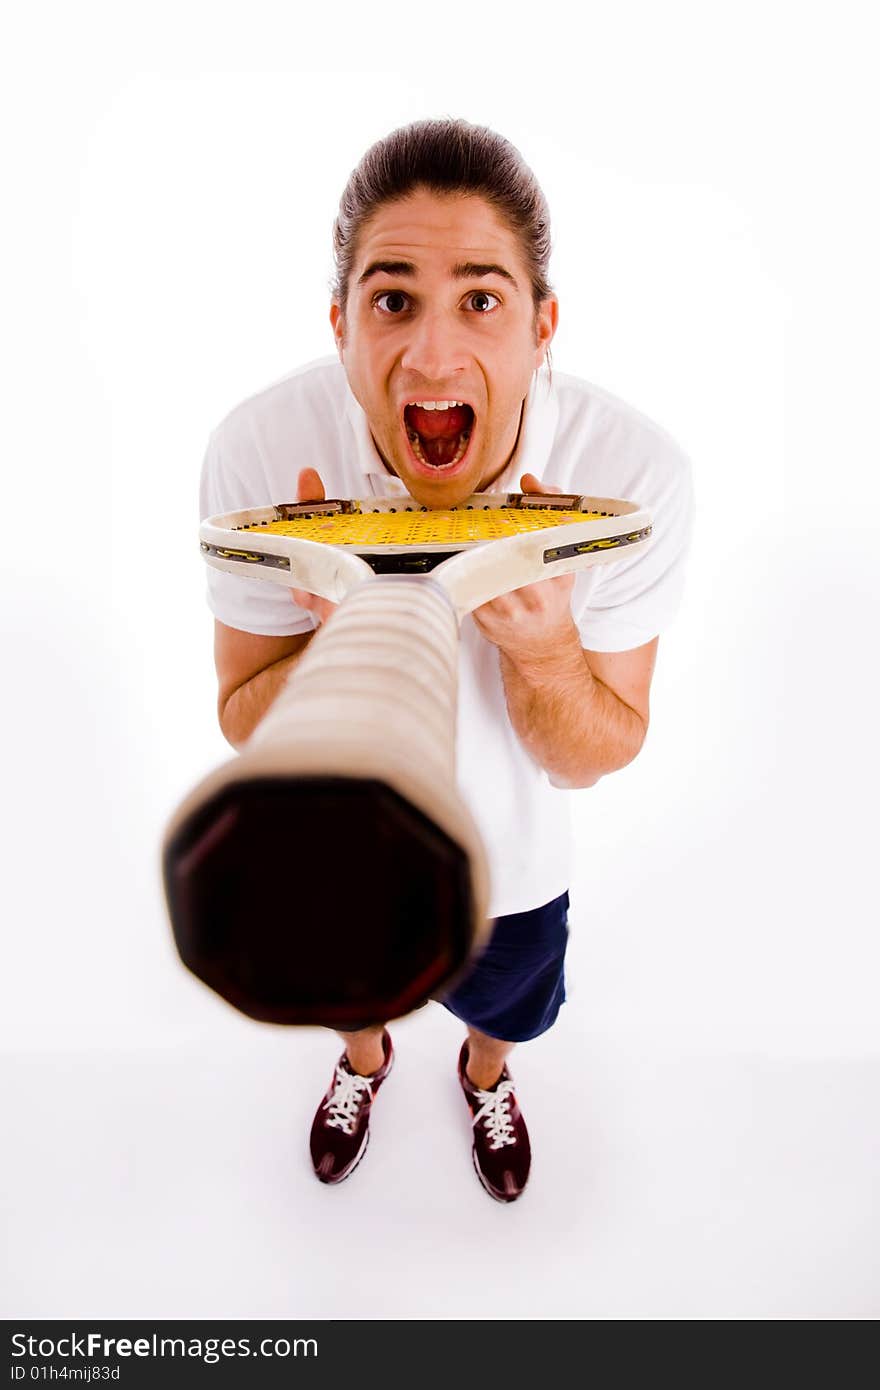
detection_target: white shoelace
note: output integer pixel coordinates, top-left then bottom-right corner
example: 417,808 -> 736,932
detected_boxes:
324,1066 -> 374,1136
471,1079 -> 517,1150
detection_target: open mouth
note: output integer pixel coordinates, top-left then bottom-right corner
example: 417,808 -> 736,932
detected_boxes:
403,402 -> 475,470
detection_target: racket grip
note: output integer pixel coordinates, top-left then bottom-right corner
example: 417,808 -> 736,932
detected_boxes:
251,577 -> 461,779
163,577 -> 490,1028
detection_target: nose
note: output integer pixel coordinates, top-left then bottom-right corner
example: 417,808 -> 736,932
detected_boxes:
399,303 -> 469,383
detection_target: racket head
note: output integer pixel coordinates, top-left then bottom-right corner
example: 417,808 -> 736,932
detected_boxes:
199,491 -> 653,608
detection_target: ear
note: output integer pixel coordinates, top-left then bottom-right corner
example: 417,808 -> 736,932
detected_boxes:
329,301 -> 346,359
534,296 -> 558,368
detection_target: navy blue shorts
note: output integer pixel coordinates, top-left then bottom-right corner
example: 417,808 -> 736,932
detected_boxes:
439,891 -> 570,1043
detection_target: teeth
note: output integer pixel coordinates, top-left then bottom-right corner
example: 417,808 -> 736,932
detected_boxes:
409,399 -> 466,410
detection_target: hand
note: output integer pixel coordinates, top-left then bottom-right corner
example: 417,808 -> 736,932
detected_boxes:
289,468 -> 339,626
518,471 -> 561,498
471,473 -> 578,663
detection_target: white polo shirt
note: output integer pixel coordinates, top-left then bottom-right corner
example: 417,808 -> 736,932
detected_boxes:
200,355 -> 694,918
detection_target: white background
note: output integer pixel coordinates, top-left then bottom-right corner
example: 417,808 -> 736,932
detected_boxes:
2,0 -> 877,1320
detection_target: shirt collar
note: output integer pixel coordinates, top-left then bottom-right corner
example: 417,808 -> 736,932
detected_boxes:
343,364 -> 559,498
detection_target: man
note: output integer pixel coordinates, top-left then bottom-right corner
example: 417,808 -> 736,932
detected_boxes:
200,117 -> 694,1203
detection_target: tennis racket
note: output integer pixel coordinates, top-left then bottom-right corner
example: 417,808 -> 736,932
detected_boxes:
163,491 -> 652,1029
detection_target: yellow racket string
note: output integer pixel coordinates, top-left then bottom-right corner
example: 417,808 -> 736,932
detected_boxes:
238,507 -> 605,547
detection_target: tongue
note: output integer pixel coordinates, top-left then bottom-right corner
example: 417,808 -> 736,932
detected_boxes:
420,434 -> 461,466
407,404 -> 471,439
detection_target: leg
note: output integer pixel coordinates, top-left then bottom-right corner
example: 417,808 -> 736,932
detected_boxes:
443,891 -> 571,1202
464,1026 -> 516,1090
336,1024 -> 387,1076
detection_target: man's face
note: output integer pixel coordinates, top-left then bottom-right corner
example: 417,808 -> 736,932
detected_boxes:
330,188 -> 558,507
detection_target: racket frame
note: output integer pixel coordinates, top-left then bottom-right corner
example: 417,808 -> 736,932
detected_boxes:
199,490 -> 653,615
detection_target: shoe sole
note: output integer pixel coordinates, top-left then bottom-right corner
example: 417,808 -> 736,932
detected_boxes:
316,1127 -> 370,1185
471,1145 -> 527,1203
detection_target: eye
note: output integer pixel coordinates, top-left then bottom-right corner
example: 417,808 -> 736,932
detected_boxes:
373,291 -> 410,314
465,291 -> 501,314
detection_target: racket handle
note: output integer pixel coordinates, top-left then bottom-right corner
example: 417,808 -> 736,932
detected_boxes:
163,577 -> 490,1028
251,577 -> 460,778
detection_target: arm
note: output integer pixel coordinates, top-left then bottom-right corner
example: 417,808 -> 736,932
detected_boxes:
471,470 -> 657,788
499,618 -> 657,789
473,575 -> 655,789
213,467 -> 336,750
215,621 -> 316,750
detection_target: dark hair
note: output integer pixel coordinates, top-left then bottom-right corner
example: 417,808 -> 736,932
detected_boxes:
330,117 -> 555,376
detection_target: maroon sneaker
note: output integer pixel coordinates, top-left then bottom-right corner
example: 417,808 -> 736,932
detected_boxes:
309,1031 -> 394,1184
457,1041 -> 531,1202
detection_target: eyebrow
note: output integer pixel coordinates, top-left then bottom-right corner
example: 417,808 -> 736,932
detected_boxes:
357,259 -> 519,290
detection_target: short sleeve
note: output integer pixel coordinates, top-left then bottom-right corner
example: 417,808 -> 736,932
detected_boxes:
573,444 -> 695,652
199,426 -> 317,638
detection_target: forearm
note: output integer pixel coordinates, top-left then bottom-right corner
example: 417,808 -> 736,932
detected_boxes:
219,639 -> 315,750
499,621 -> 647,788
